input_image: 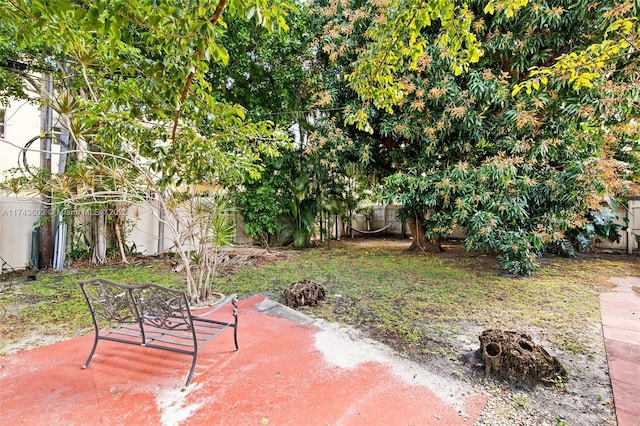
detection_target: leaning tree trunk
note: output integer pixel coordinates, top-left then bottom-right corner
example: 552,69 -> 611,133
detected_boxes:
406,211 -> 443,253
113,219 -> 129,264
92,208 -> 107,264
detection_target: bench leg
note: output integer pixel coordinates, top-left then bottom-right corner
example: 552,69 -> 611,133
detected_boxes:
233,299 -> 239,351
82,335 -> 100,369
183,351 -> 198,391
233,322 -> 239,351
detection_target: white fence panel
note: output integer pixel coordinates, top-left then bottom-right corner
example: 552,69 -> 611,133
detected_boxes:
1,197 -> 638,272
0,197 -> 43,271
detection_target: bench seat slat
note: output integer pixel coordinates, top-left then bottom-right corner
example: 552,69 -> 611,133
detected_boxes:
109,322 -> 232,346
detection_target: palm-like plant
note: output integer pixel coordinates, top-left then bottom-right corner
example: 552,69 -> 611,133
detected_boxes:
182,193 -> 236,302
276,171 -> 320,248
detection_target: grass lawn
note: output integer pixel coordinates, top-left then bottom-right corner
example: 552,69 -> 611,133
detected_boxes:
212,239 -> 638,359
0,237 -> 637,359
1,237 -> 637,424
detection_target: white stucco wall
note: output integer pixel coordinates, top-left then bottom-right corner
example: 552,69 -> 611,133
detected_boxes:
1,99 -> 40,174
1,96 -> 63,176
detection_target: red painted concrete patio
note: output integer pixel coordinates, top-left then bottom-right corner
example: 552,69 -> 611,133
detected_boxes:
600,277 -> 640,426
0,296 -> 486,426
2,277 -> 638,426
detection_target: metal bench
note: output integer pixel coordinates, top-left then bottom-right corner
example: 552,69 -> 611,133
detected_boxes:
79,278 -> 238,389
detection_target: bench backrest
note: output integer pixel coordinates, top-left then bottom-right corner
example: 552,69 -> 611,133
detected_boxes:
79,278 -> 194,331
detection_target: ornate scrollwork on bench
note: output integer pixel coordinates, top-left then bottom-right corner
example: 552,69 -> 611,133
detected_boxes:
133,285 -> 190,330
79,278 -> 238,389
81,279 -> 138,324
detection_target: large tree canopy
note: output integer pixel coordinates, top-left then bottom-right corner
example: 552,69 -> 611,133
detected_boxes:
2,0 -> 638,278
310,0 -> 639,274
0,0 -> 295,301
341,0 -> 639,114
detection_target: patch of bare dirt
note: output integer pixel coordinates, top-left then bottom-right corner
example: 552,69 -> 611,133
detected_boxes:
215,245 -> 298,275
296,238 -> 625,426
470,324 -> 616,426
328,305 -> 615,425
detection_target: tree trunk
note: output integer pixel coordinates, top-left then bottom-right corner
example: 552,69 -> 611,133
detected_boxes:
114,220 -> 129,264
405,211 -> 443,253
406,215 -> 429,252
38,73 -> 54,269
92,209 -> 107,264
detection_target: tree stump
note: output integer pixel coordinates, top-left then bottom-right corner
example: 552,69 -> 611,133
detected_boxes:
483,341 -> 502,375
477,329 -> 567,387
284,279 -> 325,308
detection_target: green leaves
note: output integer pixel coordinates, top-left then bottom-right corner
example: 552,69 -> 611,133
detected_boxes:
338,0 -> 484,115
309,0 -> 640,276
484,0 -> 530,18
230,0 -> 296,32
512,16 -> 638,94
335,0 -> 534,115
511,70 -> 550,96
344,107 -> 374,133
209,42 -> 230,65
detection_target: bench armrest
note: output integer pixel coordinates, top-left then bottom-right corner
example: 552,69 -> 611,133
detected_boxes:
192,294 -> 238,319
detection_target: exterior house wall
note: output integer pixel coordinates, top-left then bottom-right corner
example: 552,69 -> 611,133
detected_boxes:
1,98 -> 41,175
1,94 -> 253,271
125,202 -> 168,256
1,95 -> 64,177
1,95 -> 66,272
126,202 -> 251,256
